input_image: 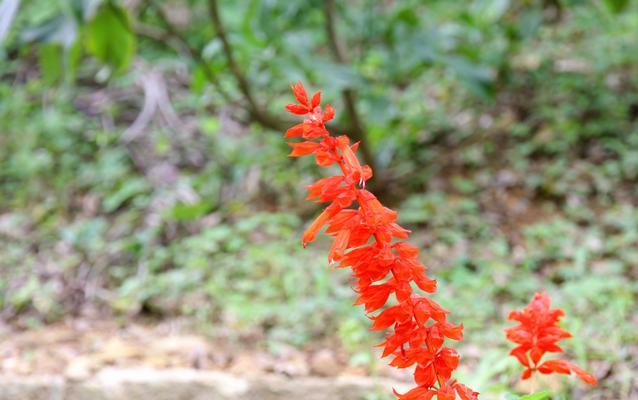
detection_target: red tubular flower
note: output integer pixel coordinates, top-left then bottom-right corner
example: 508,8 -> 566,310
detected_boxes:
505,292 -> 597,386
284,81 -> 478,400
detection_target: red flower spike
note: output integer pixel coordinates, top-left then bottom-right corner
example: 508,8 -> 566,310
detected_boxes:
505,292 -> 597,386
283,82 -> 477,399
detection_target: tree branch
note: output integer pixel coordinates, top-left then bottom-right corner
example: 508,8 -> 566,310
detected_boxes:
207,0 -> 286,131
323,0 -> 376,172
146,1 -> 233,103
144,0 -> 376,149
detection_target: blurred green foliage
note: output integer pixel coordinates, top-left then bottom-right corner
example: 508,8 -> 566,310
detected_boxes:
1,0 -> 638,399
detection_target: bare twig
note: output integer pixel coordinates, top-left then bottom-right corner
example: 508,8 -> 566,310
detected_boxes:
123,69 -> 160,142
324,0 -> 346,64
142,0 -> 377,153
123,66 -> 186,142
141,0 -> 232,103
323,0 -> 376,172
207,0 -> 286,131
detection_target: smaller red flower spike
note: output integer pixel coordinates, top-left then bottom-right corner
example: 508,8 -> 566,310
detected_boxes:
505,292 -> 597,386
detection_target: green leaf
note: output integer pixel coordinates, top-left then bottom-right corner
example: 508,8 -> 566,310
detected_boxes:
102,178 -> 149,212
66,39 -> 83,81
192,64 -> 212,94
518,391 -> 551,400
169,202 -> 215,222
473,0 -> 510,23
241,0 -> 265,46
35,30 -> 82,85
84,3 -> 135,73
38,43 -> 64,84
604,0 -> 630,13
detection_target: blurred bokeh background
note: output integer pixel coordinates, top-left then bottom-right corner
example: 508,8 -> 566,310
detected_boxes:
1,0 -> 637,399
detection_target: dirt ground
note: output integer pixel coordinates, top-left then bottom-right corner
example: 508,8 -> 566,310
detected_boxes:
0,317 -> 411,383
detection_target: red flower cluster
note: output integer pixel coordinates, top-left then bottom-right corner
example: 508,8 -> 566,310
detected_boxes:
505,292 -> 597,385
284,82 -> 478,400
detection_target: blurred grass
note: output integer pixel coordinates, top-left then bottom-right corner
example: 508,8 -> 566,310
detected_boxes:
1,1 -> 638,399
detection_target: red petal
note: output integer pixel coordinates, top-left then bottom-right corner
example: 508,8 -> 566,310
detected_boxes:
532,292 -> 552,309
437,347 -> 460,369
394,242 -> 419,258
539,342 -> 564,353
302,208 -> 334,246
393,386 -> 435,400
419,297 -> 449,322
426,325 -> 444,352
414,274 -> 437,293
354,282 -> 394,313
303,125 -> 327,139
505,327 -> 533,345
288,141 -> 320,157
537,358 -> 571,374
323,104 -> 335,122
538,359 -> 597,385
337,135 -> 364,178
291,81 -> 309,106
455,383 -> 479,400
305,175 -> 345,202
315,151 -> 336,166
311,91 -> 321,108
436,385 -> 456,400
439,321 -> 463,341
371,305 -> 402,331
285,123 -> 305,138
529,346 -> 545,365
328,229 -> 350,262
521,368 -> 533,380
414,364 -> 436,387
286,103 -> 309,115
570,363 -> 598,385
510,346 -> 531,368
